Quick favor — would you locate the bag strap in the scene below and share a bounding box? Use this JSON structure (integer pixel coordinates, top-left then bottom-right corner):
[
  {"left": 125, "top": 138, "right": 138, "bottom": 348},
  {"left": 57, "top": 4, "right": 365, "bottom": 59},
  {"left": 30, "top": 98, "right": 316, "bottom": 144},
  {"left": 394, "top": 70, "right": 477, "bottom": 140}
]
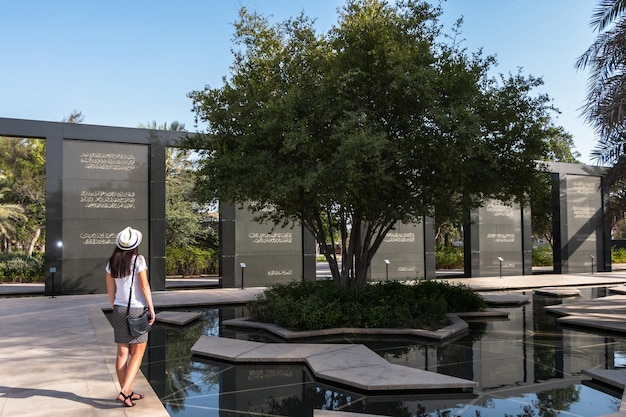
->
[{"left": 126, "top": 255, "right": 139, "bottom": 317}]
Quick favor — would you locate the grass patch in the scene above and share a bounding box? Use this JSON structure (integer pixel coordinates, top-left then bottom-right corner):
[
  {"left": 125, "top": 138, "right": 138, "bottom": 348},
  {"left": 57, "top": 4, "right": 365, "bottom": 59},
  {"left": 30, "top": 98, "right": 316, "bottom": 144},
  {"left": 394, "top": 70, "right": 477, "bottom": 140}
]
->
[{"left": 247, "top": 280, "right": 487, "bottom": 331}]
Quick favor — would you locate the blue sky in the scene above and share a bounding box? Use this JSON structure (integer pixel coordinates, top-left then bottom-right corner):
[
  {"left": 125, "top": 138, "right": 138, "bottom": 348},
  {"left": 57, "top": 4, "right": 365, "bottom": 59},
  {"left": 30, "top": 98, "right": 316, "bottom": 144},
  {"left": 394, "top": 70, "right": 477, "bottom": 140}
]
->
[{"left": 1, "top": 0, "right": 598, "bottom": 163}]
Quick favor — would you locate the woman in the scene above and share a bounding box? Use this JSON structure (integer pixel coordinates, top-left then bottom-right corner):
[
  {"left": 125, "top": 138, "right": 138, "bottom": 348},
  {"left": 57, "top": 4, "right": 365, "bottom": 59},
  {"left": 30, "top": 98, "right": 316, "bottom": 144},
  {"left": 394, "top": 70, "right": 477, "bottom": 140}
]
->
[{"left": 105, "top": 226, "right": 156, "bottom": 408}]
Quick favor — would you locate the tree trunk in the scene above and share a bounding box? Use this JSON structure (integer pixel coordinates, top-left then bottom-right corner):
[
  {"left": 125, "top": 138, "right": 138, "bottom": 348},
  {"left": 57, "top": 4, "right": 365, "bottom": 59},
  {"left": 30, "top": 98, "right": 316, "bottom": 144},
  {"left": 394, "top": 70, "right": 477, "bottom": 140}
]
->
[{"left": 27, "top": 228, "right": 40, "bottom": 256}]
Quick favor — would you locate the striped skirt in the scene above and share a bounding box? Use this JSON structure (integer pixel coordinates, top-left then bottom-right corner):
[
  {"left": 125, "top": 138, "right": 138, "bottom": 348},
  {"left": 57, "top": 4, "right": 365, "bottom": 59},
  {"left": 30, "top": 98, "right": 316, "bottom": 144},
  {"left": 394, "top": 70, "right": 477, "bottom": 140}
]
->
[{"left": 112, "top": 305, "right": 149, "bottom": 344}]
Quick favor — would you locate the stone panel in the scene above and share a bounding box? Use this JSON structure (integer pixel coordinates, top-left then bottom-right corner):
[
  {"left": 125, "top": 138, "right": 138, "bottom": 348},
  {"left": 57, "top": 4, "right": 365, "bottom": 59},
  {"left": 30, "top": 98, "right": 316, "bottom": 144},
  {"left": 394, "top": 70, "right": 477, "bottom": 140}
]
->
[
  {"left": 61, "top": 140, "right": 149, "bottom": 294},
  {"left": 370, "top": 220, "right": 434, "bottom": 281},
  {"left": 562, "top": 175, "right": 602, "bottom": 273},
  {"left": 232, "top": 203, "right": 303, "bottom": 287},
  {"left": 468, "top": 200, "right": 528, "bottom": 277}
]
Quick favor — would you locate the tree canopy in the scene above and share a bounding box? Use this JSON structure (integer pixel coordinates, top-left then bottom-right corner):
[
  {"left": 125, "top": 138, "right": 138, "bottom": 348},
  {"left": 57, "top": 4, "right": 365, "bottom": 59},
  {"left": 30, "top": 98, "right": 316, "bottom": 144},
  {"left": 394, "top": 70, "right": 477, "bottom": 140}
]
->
[
  {"left": 0, "top": 137, "right": 45, "bottom": 254},
  {"left": 185, "top": 0, "right": 560, "bottom": 289}
]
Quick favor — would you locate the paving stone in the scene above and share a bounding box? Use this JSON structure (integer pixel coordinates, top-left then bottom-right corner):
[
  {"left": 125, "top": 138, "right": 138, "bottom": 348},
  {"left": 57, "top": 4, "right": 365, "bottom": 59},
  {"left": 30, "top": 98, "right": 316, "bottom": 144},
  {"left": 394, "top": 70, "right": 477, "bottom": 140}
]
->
[
  {"left": 314, "top": 411, "right": 387, "bottom": 417},
  {"left": 558, "top": 314, "right": 626, "bottom": 333},
  {"left": 155, "top": 310, "right": 202, "bottom": 325},
  {"left": 534, "top": 287, "right": 581, "bottom": 297},
  {"left": 481, "top": 292, "right": 530, "bottom": 305},
  {"left": 191, "top": 335, "right": 477, "bottom": 392},
  {"left": 608, "top": 286, "right": 626, "bottom": 295},
  {"left": 222, "top": 314, "right": 469, "bottom": 341},
  {"left": 583, "top": 369, "right": 626, "bottom": 389}
]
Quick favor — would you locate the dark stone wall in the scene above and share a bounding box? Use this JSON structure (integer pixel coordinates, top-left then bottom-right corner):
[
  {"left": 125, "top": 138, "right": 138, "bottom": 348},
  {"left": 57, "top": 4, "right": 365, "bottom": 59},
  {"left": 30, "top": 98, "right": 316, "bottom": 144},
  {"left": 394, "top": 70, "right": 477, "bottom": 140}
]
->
[
  {"left": 0, "top": 117, "right": 183, "bottom": 295},
  {"left": 369, "top": 218, "right": 436, "bottom": 281},
  {"left": 220, "top": 202, "right": 316, "bottom": 288}
]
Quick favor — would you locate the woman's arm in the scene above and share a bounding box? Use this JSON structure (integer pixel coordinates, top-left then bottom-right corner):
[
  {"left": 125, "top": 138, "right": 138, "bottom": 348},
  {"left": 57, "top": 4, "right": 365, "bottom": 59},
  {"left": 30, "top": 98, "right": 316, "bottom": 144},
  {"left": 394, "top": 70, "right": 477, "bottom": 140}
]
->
[
  {"left": 137, "top": 269, "right": 156, "bottom": 325},
  {"left": 106, "top": 272, "right": 116, "bottom": 307}
]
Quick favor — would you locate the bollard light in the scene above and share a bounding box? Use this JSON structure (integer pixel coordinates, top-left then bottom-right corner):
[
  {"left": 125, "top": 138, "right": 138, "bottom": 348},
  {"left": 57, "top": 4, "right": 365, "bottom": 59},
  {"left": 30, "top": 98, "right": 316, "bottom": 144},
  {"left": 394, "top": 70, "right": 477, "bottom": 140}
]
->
[
  {"left": 384, "top": 259, "right": 390, "bottom": 281},
  {"left": 240, "top": 262, "right": 246, "bottom": 289},
  {"left": 49, "top": 267, "right": 57, "bottom": 298},
  {"left": 497, "top": 257, "right": 504, "bottom": 278}
]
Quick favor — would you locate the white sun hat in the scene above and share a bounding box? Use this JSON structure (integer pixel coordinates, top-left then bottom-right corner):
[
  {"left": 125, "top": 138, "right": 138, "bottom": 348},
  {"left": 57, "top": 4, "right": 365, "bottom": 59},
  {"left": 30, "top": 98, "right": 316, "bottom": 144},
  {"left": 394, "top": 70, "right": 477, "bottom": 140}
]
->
[{"left": 115, "top": 226, "right": 143, "bottom": 251}]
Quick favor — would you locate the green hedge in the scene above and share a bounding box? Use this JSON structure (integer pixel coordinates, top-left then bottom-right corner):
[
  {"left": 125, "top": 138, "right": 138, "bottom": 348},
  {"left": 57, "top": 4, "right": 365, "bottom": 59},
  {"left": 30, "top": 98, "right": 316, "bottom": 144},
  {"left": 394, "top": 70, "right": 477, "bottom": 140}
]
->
[
  {"left": 0, "top": 253, "right": 45, "bottom": 283},
  {"left": 613, "top": 246, "right": 626, "bottom": 263},
  {"left": 165, "top": 246, "right": 218, "bottom": 277},
  {"left": 435, "top": 245, "right": 464, "bottom": 269},
  {"left": 437, "top": 244, "right": 557, "bottom": 268},
  {"left": 247, "top": 279, "right": 487, "bottom": 331},
  {"left": 532, "top": 245, "right": 553, "bottom": 266}
]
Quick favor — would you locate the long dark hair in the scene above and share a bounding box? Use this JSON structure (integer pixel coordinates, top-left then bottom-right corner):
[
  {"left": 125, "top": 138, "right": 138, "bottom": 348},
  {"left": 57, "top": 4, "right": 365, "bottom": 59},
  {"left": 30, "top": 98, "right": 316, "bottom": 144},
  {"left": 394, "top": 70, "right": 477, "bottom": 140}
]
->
[{"left": 107, "top": 247, "right": 139, "bottom": 278}]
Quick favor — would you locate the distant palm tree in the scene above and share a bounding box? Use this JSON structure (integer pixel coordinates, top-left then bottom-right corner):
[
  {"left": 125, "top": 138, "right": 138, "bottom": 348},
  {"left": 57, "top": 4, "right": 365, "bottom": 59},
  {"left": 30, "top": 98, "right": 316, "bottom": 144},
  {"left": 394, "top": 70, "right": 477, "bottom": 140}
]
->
[
  {"left": 138, "top": 120, "right": 185, "bottom": 132},
  {"left": 576, "top": 0, "right": 626, "bottom": 166},
  {"left": 0, "top": 175, "right": 26, "bottom": 251}
]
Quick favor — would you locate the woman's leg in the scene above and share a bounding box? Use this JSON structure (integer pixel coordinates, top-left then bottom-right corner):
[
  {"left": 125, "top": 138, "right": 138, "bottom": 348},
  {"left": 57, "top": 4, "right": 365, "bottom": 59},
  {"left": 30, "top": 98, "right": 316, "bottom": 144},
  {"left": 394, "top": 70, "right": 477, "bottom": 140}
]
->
[
  {"left": 115, "top": 343, "right": 130, "bottom": 389},
  {"left": 116, "top": 343, "right": 134, "bottom": 406},
  {"left": 120, "top": 342, "right": 147, "bottom": 400}
]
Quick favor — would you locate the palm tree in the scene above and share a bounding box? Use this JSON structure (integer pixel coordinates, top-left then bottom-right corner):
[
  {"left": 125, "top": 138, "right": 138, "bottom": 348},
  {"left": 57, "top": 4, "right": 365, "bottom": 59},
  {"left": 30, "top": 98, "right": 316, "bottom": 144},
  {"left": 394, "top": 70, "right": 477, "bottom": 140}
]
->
[
  {"left": 577, "top": 1, "right": 626, "bottom": 236},
  {"left": 576, "top": 0, "right": 626, "bottom": 166},
  {"left": 0, "top": 175, "right": 27, "bottom": 252}
]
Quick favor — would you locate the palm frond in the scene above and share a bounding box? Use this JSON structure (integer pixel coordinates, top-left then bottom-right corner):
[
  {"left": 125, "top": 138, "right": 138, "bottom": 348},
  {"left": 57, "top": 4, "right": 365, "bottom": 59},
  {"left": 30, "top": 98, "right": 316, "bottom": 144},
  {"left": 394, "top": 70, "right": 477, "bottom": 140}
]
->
[{"left": 591, "top": 0, "right": 626, "bottom": 31}]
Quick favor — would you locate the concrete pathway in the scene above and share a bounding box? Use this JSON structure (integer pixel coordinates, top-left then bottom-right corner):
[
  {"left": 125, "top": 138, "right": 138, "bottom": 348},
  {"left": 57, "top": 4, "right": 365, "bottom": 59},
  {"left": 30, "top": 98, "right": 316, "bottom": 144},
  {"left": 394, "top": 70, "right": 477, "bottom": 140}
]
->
[{"left": 0, "top": 288, "right": 263, "bottom": 417}]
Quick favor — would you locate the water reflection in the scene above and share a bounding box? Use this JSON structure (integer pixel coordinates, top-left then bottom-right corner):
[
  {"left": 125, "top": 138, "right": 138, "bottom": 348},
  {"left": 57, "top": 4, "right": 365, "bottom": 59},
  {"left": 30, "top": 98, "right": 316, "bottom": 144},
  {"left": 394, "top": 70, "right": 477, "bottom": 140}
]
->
[{"left": 142, "top": 287, "right": 624, "bottom": 416}]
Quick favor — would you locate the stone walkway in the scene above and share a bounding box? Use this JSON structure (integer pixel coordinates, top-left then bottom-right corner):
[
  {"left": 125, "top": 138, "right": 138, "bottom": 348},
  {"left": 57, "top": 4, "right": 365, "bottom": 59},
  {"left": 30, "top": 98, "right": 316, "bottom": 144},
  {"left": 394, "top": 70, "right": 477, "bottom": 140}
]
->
[{"left": 191, "top": 335, "right": 478, "bottom": 392}]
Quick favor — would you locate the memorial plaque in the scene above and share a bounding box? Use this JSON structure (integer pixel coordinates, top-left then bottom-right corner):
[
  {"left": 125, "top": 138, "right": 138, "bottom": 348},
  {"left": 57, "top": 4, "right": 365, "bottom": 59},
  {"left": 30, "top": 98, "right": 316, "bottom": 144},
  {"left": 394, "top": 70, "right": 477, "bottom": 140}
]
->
[
  {"left": 471, "top": 200, "right": 526, "bottom": 277},
  {"left": 562, "top": 175, "right": 602, "bottom": 272},
  {"left": 61, "top": 140, "right": 149, "bottom": 293},
  {"left": 370, "top": 220, "right": 433, "bottom": 281},
  {"left": 63, "top": 145, "right": 148, "bottom": 181},
  {"left": 233, "top": 203, "right": 303, "bottom": 287}
]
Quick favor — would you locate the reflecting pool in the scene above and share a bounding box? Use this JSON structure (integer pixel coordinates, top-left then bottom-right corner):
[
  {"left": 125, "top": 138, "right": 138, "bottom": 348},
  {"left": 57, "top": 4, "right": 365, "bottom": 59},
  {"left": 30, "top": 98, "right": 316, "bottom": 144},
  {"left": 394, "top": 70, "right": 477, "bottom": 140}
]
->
[{"left": 141, "top": 286, "right": 625, "bottom": 416}]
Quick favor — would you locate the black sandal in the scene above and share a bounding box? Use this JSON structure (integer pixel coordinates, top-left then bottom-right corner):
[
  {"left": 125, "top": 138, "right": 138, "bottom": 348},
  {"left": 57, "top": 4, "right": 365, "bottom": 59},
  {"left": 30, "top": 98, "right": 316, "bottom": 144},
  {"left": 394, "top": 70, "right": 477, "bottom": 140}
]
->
[
  {"left": 130, "top": 391, "right": 144, "bottom": 401},
  {"left": 118, "top": 392, "right": 135, "bottom": 407}
]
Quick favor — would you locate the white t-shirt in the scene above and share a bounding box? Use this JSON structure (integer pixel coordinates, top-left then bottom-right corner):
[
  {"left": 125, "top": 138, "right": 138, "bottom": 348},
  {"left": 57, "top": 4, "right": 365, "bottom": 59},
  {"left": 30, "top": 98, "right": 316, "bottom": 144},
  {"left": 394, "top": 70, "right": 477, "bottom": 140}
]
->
[{"left": 106, "top": 254, "right": 148, "bottom": 308}]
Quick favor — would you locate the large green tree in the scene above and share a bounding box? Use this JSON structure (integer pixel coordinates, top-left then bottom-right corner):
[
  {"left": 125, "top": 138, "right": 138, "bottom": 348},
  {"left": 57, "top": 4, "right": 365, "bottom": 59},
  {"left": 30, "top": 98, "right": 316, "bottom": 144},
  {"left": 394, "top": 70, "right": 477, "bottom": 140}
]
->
[
  {"left": 185, "top": 0, "right": 555, "bottom": 289},
  {"left": 140, "top": 121, "right": 219, "bottom": 252},
  {"left": 0, "top": 137, "right": 45, "bottom": 254}
]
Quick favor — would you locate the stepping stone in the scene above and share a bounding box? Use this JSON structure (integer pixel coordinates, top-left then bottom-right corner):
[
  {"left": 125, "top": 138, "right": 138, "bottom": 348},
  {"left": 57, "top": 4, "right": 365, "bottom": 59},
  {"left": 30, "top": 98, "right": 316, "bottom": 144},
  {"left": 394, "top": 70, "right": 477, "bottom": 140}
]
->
[
  {"left": 314, "top": 411, "right": 385, "bottom": 417},
  {"left": 558, "top": 314, "right": 626, "bottom": 333},
  {"left": 583, "top": 368, "right": 626, "bottom": 390},
  {"left": 191, "top": 336, "right": 477, "bottom": 393},
  {"left": 222, "top": 316, "right": 469, "bottom": 341},
  {"left": 481, "top": 293, "right": 530, "bottom": 305},
  {"left": 534, "top": 287, "right": 581, "bottom": 297},
  {"left": 156, "top": 311, "right": 202, "bottom": 325},
  {"left": 608, "top": 286, "right": 626, "bottom": 295}
]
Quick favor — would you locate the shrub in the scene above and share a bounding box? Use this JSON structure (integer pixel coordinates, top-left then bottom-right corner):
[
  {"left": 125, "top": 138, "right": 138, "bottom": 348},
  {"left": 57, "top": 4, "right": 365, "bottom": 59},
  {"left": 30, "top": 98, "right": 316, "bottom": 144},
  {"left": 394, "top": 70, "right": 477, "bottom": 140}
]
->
[
  {"left": 0, "top": 253, "right": 45, "bottom": 283},
  {"left": 414, "top": 279, "right": 486, "bottom": 313},
  {"left": 165, "top": 246, "right": 218, "bottom": 277},
  {"left": 247, "top": 279, "right": 487, "bottom": 331},
  {"left": 612, "top": 246, "right": 626, "bottom": 263},
  {"left": 435, "top": 245, "right": 464, "bottom": 269},
  {"left": 532, "top": 245, "right": 553, "bottom": 266}
]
